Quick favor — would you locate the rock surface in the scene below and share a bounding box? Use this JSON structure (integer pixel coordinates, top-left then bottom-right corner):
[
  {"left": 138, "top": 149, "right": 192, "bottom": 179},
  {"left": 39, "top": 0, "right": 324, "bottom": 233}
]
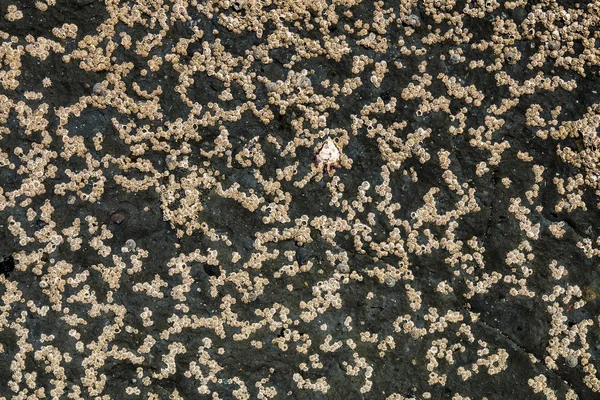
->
[{"left": 0, "top": 1, "right": 600, "bottom": 399}]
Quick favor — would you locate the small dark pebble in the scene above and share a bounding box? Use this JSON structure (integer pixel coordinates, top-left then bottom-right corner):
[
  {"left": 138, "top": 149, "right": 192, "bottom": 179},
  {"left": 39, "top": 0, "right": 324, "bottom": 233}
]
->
[
  {"left": 296, "top": 248, "right": 312, "bottom": 265},
  {"left": 204, "top": 264, "right": 221, "bottom": 277},
  {"left": 0, "top": 254, "right": 15, "bottom": 277},
  {"left": 111, "top": 213, "right": 126, "bottom": 224}
]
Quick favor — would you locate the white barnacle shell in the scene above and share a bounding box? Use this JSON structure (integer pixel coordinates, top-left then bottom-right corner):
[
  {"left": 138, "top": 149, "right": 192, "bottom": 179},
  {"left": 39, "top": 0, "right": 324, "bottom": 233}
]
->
[{"left": 317, "top": 138, "right": 340, "bottom": 167}]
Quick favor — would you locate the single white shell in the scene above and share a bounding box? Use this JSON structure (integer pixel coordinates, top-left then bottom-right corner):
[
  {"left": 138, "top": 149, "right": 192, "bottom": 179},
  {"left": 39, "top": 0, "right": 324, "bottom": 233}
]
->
[
  {"left": 92, "top": 82, "right": 106, "bottom": 95},
  {"left": 336, "top": 263, "right": 350, "bottom": 273},
  {"left": 125, "top": 239, "right": 136, "bottom": 252},
  {"left": 566, "top": 354, "right": 578, "bottom": 368},
  {"left": 165, "top": 154, "right": 177, "bottom": 168},
  {"left": 385, "top": 275, "right": 396, "bottom": 287},
  {"left": 316, "top": 138, "right": 341, "bottom": 170},
  {"left": 450, "top": 53, "right": 461, "bottom": 64}
]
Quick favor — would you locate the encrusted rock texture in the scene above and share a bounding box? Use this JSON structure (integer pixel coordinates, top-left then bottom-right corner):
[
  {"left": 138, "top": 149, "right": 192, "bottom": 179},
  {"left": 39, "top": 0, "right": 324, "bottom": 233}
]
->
[{"left": 1, "top": 0, "right": 600, "bottom": 399}]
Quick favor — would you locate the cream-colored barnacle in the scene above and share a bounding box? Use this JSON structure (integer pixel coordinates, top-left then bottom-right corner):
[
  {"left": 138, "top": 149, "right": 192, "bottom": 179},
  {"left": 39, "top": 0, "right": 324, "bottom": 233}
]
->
[{"left": 314, "top": 138, "right": 341, "bottom": 174}]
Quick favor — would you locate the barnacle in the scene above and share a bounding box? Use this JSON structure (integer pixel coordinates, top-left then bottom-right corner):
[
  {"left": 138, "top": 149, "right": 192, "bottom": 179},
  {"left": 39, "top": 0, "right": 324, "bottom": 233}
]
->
[{"left": 313, "top": 138, "right": 341, "bottom": 175}]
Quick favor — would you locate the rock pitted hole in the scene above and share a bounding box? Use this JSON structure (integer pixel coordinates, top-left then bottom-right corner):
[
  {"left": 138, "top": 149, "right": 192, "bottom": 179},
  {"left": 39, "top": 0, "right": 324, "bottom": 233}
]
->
[{"left": 0, "top": 254, "right": 15, "bottom": 277}]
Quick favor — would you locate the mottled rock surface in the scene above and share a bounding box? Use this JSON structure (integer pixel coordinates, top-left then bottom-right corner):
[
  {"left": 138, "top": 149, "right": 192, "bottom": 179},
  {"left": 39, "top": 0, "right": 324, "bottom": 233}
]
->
[{"left": 1, "top": 1, "right": 600, "bottom": 399}]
